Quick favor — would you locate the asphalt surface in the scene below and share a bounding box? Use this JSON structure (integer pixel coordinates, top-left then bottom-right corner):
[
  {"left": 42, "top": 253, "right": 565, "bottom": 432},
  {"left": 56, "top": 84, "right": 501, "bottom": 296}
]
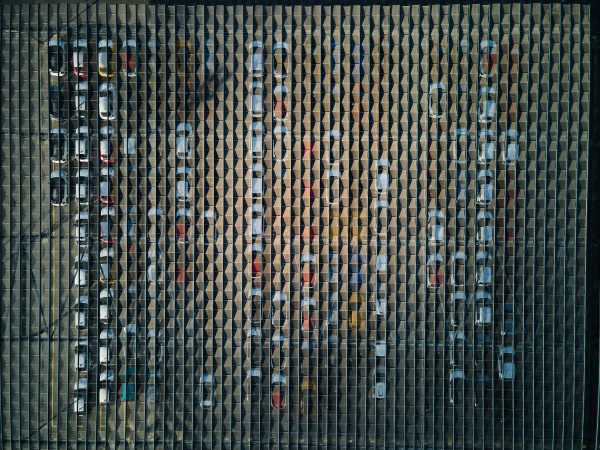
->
[{"left": 0, "top": 3, "right": 591, "bottom": 448}]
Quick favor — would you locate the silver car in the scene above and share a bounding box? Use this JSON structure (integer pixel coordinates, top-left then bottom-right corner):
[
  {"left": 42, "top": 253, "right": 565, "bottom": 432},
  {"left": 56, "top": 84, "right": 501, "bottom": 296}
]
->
[{"left": 247, "top": 41, "right": 264, "bottom": 77}]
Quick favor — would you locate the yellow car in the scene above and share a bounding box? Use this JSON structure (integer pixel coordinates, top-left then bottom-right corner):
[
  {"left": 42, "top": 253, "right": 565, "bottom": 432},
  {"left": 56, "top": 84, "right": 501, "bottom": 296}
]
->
[
  {"left": 98, "top": 39, "right": 115, "bottom": 78},
  {"left": 300, "top": 378, "right": 317, "bottom": 415},
  {"left": 349, "top": 293, "right": 366, "bottom": 330},
  {"left": 176, "top": 39, "right": 193, "bottom": 78}
]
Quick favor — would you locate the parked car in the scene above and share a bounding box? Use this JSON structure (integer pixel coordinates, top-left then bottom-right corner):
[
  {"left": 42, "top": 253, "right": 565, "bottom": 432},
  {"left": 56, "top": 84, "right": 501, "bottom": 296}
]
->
[
  {"left": 250, "top": 163, "right": 264, "bottom": 201},
  {"left": 49, "top": 86, "right": 66, "bottom": 120},
  {"left": 373, "top": 201, "right": 390, "bottom": 237},
  {"left": 247, "top": 41, "right": 264, "bottom": 77},
  {"left": 428, "top": 82, "right": 446, "bottom": 119},
  {"left": 244, "top": 289, "right": 265, "bottom": 326},
  {"left": 50, "top": 170, "right": 68, "bottom": 206},
  {"left": 100, "top": 206, "right": 115, "bottom": 244},
  {"left": 74, "top": 81, "right": 89, "bottom": 115},
  {"left": 98, "top": 369, "right": 115, "bottom": 406},
  {"left": 273, "top": 125, "right": 289, "bottom": 162},
  {"left": 476, "top": 211, "right": 494, "bottom": 246},
  {"left": 449, "top": 370, "right": 466, "bottom": 406},
  {"left": 100, "top": 125, "right": 116, "bottom": 163},
  {"left": 300, "top": 254, "right": 317, "bottom": 289},
  {"left": 271, "top": 374, "right": 287, "bottom": 409},
  {"left": 120, "top": 39, "right": 138, "bottom": 77},
  {"left": 449, "top": 331, "right": 466, "bottom": 367},
  {"left": 73, "top": 340, "right": 90, "bottom": 372},
  {"left": 176, "top": 123, "right": 192, "bottom": 159},
  {"left": 349, "top": 293, "right": 366, "bottom": 330},
  {"left": 177, "top": 84, "right": 194, "bottom": 119},
  {"left": 99, "top": 83, "right": 116, "bottom": 120},
  {"left": 99, "top": 288, "right": 114, "bottom": 325},
  {"left": 176, "top": 208, "right": 193, "bottom": 244},
  {"left": 249, "top": 244, "right": 264, "bottom": 280},
  {"left": 176, "top": 39, "right": 193, "bottom": 78},
  {"left": 450, "top": 251, "right": 467, "bottom": 287},
  {"left": 99, "top": 329, "right": 114, "bottom": 366},
  {"left": 273, "top": 41, "right": 289, "bottom": 79},
  {"left": 300, "top": 378, "right": 318, "bottom": 415},
  {"left": 476, "top": 170, "right": 494, "bottom": 205},
  {"left": 123, "top": 134, "right": 136, "bottom": 155},
  {"left": 74, "top": 211, "right": 91, "bottom": 246},
  {"left": 452, "top": 128, "right": 470, "bottom": 165},
  {"left": 147, "top": 207, "right": 164, "bottom": 243},
  {"left": 48, "top": 36, "right": 67, "bottom": 77},
  {"left": 245, "top": 369, "right": 263, "bottom": 403},
  {"left": 75, "top": 125, "right": 91, "bottom": 162},
  {"left": 98, "top": 39, "right": 115, "bottom": 78},
  {"left": 500, "top": 130, "right": 520, "bottom": 166},
  {"left": 475, "top": 251, "right": 493, "bottom": 286},
  {"left": 501, "top": 303, "right": 516, "bottom": 337},
  {"left": 73, "top": 296, "right": 88, "bottom": 330},
  {"left": 273, "top": 85, "right": 288, "bottom": 121},
  {"left": 497, "top": 346, "right": 516, "bottom": 380},
  {"left": 376, "top": 160, "right": 391, "bottom": 195},
  {"left": 71, "top": 39, "right": 89, "bottom": 77},
  {"left": 371, "top": 366, "right": 387, "bottom": 399},
  {"left": 73, "top": 253, "right": 89, "bottom": 287},
  {"left": 301, "top": 298, "right": 318, "bottom": 336},
  {"left": 427, "top": 209, "right": 445, "bottom": 244},
  {"left": 479, "top": 40, "right": 498, "bottom": 78},
  {"left": 75, "top": 169, "right": 92, "bottom": 205},
  {"left": 271, "top": 333, "right": 287, "bottom": 369},
  {"left": 475, "top": 290, "right": 493, "bottom": 326},
  {"left": 325, "top": 130, "right": 342, "bottom": 167},
  {"left": 73, "top": 378, "right": 88, "bottom": 415},
  {"left": 50, "top": 128, "right": 68, "bottom": 163},
  {"left": 427, "top": 253, "right": 444, "bottom": 290},
  {"left": 176, "top": 166, "right": 192, "bottom": 202},
  {"left": 99, "top": 167, "right": 114, "bottom": 205},
  {"left": 249, "top": 82, "right": 265, "bottom": 117},
  {"left": 271, "top": 292, "right": 288, "bottom": 329},
  {"left": 146, "top": 370, "right": 162, "bottom": 404},
  {"left": 478, "top": 87, "right": 496, "bottom": 123},
  {"left": 201, "top": 209, "right": 217, "bottom": 244},
  {"left": 200, "top": 374, "right": 216, "bottom": 409},
  {"left": 248, "top": 121, "right": 266, "bottom": 159},
  {"left": 449, "top": 292, "right": 466, "bottom": 328},
  {"left": 477, "top": 129, "right": 496, "bottom": 165},
  {"left": 99, "top": 246, "right": 115, "bottom": 285},
  {"left": 326, "top": 170, "right": 342, "bottom": 205}
]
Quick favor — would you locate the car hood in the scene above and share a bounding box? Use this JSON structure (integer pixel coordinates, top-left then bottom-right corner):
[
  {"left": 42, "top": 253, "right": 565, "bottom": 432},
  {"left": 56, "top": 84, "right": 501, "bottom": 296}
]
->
[
  {"left": 75, "top": 352, "right": 86, "bottom": 369},
  {"left": 377, "top": 173, "right": 389, "bottom": 191},
  {"left": 176, "top": 180, "right": 188, "bottom": 199},
  {"left": 99, "top": 303, "right": 109, "bottom": 321},
  {"left": 176, "top": 136, "right": 187, "bottom": 155},
  {"left": 99, "top": 346, "right": 109, "bottom": 364},
  {"left": 252, "top": 135, "right": 263, "bottom": 155},
  {"left": 98, "top": 50, "right": 108, "bottom": 68},
  {"left": 76, "top": 182, "right": 87, "bottom": 199},
  {"left": 99, "top": 94, "right": 109, "bottom": 114},
  {"left": 75, "top": 139, "right": 87, "bottom": 157},
  {"left": 251, "top": 53, "right": 263, "bottom": 72},
  {"left": 100, "top": 181, "right": 110, "bottom": 197}
]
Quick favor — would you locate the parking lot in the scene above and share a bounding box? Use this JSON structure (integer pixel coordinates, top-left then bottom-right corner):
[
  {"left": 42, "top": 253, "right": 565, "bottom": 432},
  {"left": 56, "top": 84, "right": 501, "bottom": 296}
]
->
[{"left": 0, "top": 2, "right": 592, "bottom": 448}]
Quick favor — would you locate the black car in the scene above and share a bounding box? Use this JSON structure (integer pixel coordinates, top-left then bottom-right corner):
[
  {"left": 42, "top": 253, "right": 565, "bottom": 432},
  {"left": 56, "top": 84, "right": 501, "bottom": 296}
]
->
[
  {"left": 50, "top": 170, "right": 68, "bottom": 206},
  {"left": 49, "top": 86, "right": 66, "bottom": 120}
]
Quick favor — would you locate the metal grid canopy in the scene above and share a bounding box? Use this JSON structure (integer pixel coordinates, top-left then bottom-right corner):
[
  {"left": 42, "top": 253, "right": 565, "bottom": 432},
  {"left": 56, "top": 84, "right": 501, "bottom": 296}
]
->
[{"left": 0, "top": 2, "right": 591, "bottom": 448}]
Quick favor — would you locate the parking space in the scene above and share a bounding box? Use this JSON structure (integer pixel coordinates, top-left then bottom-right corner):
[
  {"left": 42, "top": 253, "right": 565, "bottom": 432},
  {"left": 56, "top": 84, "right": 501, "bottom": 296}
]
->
[{"left": 0, "top": 2, "right": 592, "bottom": 448}]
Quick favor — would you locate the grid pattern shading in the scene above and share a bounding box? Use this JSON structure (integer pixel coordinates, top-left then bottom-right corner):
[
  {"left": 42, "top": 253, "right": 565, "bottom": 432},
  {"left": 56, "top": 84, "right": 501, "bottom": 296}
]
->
[{"left": 0, "top": 3, "right": 592, "bottom": 449}]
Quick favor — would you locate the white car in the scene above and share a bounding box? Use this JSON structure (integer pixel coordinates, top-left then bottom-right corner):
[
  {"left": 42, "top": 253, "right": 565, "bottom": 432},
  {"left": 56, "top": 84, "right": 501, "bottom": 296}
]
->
[
  {"left": 449, "top": 292, "right": 466, "bottom": 328},
  {"left": 476, "top": 211, "right": 494, "bottom": 246},
  {"left": 50, "top": 128, "right": 68, "bottom": 164},
  {"left": 497, "top": 346, "right": 516, "bottom": 380},
  {"left": 249, "top": 204, "right": 264, "bottom": 238},
  {"left": 479, "top": 40, "right": 498, "bottom": 78},
  {"left": 99, "top": 246, "right": 115, "bottom": 285},
  {"left": 249, "top": 82, "right": 265, "bottom": 117},
  {"left": 200, "top": 374, "right": 216, "bottom": 409},
  {"left": 99, "top": 329, "right": 115, "bottom": 366},
  {"left": 250, "top": 163, "right": 264, "bottom": 201},
  {"left": 475, "top": 290, "right": 493, "bottom": 326},
  {"left": 99, "top": 83, "right": 115, "bottom": 120},
  {"left": 475, "top": 251, "right": 493, "bottom": 286},
  {"left": 273, "top": 125, "right": 289, "bottom": 162},
  {"left": 427, "top": 209, "right": 445, "bottom": 244},
  {"left": 372, "top": 366, "right": 387, "bottom": 399},
  {"left": 325, "top": 130, "right": 342, "bottom": 166},
  {"left": 100, "top": 206, "right": 115, "bottom": 244},
  {"left": 247, "top": 41, "right": 264, "bottom": 77},
  {"left": 176, "top": 123, "right": 192, "bottom": 159},
  {"left": 72, "top": 39, "right": 88, "bottom": 77},
  {"left": 326, "top": 170, "right": 342, "bottom": 205},
  {"left": 74, "top": 169, "right": 91, "bottom": 205},
  {"left": 428, "top": 82, "right": 446, "bottom": 119},
  {"left": 74, "top": 125, "right": 91, "bottom": 162},
  {"left": 476, "top": 169, "right": 494, "bottom": 205},
  {"left": 500, "top": 130, "right": 520, "bottom": 166},
  {"left": 73, "top": 379, "right": 88, "bottom": 414},
  {"left": 450, "top": 251, "right": 467, "bottom": 287},
  {"left": 273, "top": 41, "right": 289, "bottom": 79},
  {"left": 99, "top": 126, "right": 116, "bottom": 163},
  {"left": 48, "top": 37, "right": 67, "bottom": 77},
  {"left": 73, "top": 296, "right": 88, "bottom": 330},
  {"left": 452, "top": 128, "right": 470, "bottom": 165},
  {"left": 249, "top": 122, "right": 266, "bottom": 158},
  {"left": 73, "top": 340, "right": 90, "bottom": 372},
  {"left": 477, "top": 129, "right": 496, "bottom": 165},
  {"left": 74, "top": 81, "right": 88, "bottom": 114},
  {"left": 99, "top": 288, "right": 114, "bottom": 325},
  {"left": 98, "top": 370, "right": 115, "bottom": 405},
  {"left": 100, "top": 166, "right": 114, "bottom": 205},
  {"left": 176, "top": 166, "right": 192, "bottom": 202},
  {"left": 376, "top": 160, "right": 390, "bottom": 195},
  {"left": 478, "top": 87, "right": 496, "bottom": 123},
  {"left": 74, "top": 211, "right": 91, "bottom": 247},
  {"left": 73, "top": 253, "right": 89, "bottom": 287}
]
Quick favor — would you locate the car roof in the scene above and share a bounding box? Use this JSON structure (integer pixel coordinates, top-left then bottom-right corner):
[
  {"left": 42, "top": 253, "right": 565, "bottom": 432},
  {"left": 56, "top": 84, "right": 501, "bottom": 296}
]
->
[
  {"left": 98, "top": 39, "right": 113, "bottom": 49},
  {"left": 100, "top": 246, "right": 114, "bottom": 259},
  {"left": 76, "top": 211, "right": 90, "bottom": 221}
]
